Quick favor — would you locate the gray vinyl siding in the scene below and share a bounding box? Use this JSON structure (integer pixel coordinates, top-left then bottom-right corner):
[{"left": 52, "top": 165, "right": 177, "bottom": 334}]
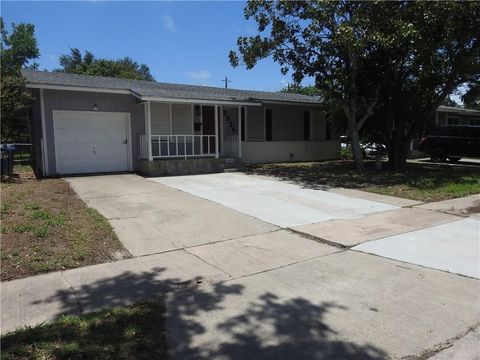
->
[
  {"left": 246, "top": 106, "right": 265, "bottom": 142},
  {"left": 29, "top": 89, "right": 44, "bottom": 176},
  {"left": 311, "top": 109, "right": 326, "bottom": 141},
  {"left": 267, "top": 103, "right": 323, "bottom": 141},
  {"left": 246, "top": 103, "right": 325, "bottom": 143},
  {"left": 151, "top": 102, "right": 170, "bottom": 134},
  {"left": 42, "top": 89, "right": 138, "bottom": 175},
  {"left": 172, "top": 104, "right": 192, "bottom": 135}
]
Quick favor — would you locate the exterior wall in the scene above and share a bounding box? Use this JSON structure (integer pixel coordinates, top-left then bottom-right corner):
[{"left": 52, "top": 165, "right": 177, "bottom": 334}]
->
[
  {"left": 245, "top": 103, "right": 326, "bottom": 142},
  {"left": 241, "top": 140, "right": 340, "bottom": 163},
  {"left": 150, "top": 102, "right": 169, "bottom": 134},
  {"left": 132, "top": 102, "right": 146, "bottom": 162},
  {"left": 172, "top": 104, "right": 193, "bottom": 134},
  {"left": 246, "top": 106, "right": 265, "bottom": 141},
  {"left": 241, "top": 102, "right": 338, "bottom": 163},
  {"left": 41, "top": 89, "right": 138, "bottom": 175},
  {"left": 29, "top": 89, "right": 44, "bottom": 176}
]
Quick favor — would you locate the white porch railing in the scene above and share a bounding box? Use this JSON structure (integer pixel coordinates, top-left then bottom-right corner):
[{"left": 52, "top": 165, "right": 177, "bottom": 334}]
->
[
  {"left": 224, "top": 135, "right": 240, "bottom": 157},
  {"left": 140, "top": 134, "right": 217, "bottom": 159}
]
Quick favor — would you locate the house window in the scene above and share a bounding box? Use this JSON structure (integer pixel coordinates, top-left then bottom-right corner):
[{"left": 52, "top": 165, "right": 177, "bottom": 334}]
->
[
  {"left": 304, "top": 111, "right": 310, "bottom": 141},
  {"left": 265, "top": 109, "right": 272, "bottom": 141},
  {"left": 447, "top": 116, "right": 460, "bottom": 126},
  {"left": 241, "top": 107, "right": 245, "bottom": 141}
]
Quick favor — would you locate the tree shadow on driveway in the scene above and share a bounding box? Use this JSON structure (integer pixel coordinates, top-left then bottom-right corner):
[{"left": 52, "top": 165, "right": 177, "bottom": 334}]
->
[{"left": 7, "top": 267, "right": 388, "bottom": 359}]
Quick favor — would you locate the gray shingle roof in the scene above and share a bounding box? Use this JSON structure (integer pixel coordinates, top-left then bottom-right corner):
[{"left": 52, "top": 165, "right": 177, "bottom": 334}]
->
[
  {"left": 437, "top": 105, "right": 480, "bottom": 115},
  {"left": 22, "top": 69, "right": 321, "bottom": 105}
]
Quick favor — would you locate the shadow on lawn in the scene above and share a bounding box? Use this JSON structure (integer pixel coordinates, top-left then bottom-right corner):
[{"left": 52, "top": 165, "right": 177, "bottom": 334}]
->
[
  {"left": 245, "top": 160, "right": 479, "bottom": 192},
  {"left": 2, "top": 267, "right": 387, "bottom": 359}
]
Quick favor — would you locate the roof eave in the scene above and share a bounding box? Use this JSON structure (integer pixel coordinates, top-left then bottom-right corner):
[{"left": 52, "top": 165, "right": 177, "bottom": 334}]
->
[
  {"left": 259, "top": 99, "right": 323, "bottom": 107},
  {"left": 26, "top": 82, "right": 141, "bottom": 98},
  {"left": 138, "top": 96, "right": 262, "bottom": 106}
]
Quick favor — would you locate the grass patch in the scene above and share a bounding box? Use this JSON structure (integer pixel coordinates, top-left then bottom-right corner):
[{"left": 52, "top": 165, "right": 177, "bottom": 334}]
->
[
  {"left": 0, "top": 166, "right": 130, "bottom": 281},
  {"left": 246, "top": 160, "right": 480, "bottom": 202},
  {"left": 0, "top": 302, "right": 168, "bottom": 360}
]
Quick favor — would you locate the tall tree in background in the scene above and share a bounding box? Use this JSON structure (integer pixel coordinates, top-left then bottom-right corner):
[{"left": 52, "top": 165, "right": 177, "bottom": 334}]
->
[
  {"left": 230, "top": 1, "right": 395, "bottom": 170},
  {"left": 462, "top": 83, "right": 480, "bottom": 110},
  {"left": 0, "top": 18, "right": 39, "bottom": 142},
  {"left": 375, "top": 1, "right": 480, "bottom": 169},
  {"left": 56, "top": 48, "right": 154, "bottom": 81}
]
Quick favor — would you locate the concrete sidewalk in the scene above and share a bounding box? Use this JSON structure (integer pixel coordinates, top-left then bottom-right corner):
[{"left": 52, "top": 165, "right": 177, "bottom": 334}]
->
[
  {"left": 2, "top": 241, "right": 478, "bottom": 359},
  {"left": 1, "top": 229, "right": 336, "bottom": 334},
  {"left": 291, "top": 207, "right": 458, "bottom": 247},
  {"left": 353, "top": 217, "right": 480, "bottom": 279}
]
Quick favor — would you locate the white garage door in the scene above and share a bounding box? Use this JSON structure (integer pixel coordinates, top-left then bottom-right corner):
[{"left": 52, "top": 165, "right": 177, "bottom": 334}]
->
[{"left": 53, "top": 111, "right": 131, "bottom": 175}]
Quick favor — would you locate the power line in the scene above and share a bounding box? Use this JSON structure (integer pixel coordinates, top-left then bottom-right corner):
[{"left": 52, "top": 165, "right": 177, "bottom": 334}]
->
[
  {"left": 222, "top": 76, "right": 232, "bottom": 89},
  {"left": 263, "top": 81, "right": 289, "bottom": 92}
]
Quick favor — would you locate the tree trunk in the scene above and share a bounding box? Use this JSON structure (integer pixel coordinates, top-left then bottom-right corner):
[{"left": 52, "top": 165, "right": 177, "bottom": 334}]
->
[{"left": 349, "top": 126, "right": 365, "bottom": 171}]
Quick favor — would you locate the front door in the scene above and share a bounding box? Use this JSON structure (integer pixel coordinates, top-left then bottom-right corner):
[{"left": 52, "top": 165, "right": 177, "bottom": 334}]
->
[{"left": 202, "top": 106, "right": 215, "bottom": 154}]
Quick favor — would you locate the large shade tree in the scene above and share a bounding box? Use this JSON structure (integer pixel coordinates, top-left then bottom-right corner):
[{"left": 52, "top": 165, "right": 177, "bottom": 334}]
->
[
  {"left": 230, "top": 1, "right": 480, "bottom": 170},
  {"left": 0, "top": 18, "right": 39, "bottom": 142},
  {"left": 229, "top": 1, "right": 398, "bottom": 170},
  {"left": 56, "top": 48, "right": 155, "bottom": 81}
]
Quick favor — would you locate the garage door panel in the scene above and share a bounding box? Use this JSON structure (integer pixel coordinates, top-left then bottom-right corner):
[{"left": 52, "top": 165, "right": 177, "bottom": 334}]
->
[{"left": 53, "top": 111, "right": 129, "bottom": 175}]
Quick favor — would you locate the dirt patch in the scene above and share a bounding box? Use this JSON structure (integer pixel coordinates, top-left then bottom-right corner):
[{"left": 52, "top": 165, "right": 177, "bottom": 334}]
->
[
  {"left": 464, "top": 200, "right": 480, "bottom": 215},
  {"left": 1, "top": 167, "right": 131, "bottom": 281}
]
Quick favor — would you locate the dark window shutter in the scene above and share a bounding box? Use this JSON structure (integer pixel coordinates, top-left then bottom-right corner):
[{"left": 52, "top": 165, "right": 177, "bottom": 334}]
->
[
  {"left": 304, "top": 111, "right": 310, "bottom": 141},
  {"left": 266, "top": 109, "right": 272, "bottom": 141}
]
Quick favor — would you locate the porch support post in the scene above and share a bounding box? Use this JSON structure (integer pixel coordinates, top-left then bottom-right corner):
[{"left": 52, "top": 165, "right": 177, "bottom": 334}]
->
[
  {"left": 146, "top": 101, "right": 153, "bottom": 161},
  {"left": 237, "top": 106, "right": 242, "bottom": 158},
  {"left": 220, "top": 105, "right": 224, "bottom": 156},
  {"left": 215, "top": 105, "right": 219, "bottom": 159}
]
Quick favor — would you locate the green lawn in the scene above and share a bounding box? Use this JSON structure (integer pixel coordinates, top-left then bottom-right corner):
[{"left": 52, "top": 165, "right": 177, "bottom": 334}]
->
[
  {"left": 246, "top": 160, "right": 480, "bottom": 202},
  {"left": 1, "top": 302, "right": 168, "bottom": 360},
  {"left": 1, "top": 166, "right": 130, "bottom": 281}
]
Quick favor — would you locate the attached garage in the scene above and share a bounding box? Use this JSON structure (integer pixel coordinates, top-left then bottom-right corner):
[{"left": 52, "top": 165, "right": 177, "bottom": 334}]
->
[{"left": 52, "top": 111, "right": 132, "bottom": 175}]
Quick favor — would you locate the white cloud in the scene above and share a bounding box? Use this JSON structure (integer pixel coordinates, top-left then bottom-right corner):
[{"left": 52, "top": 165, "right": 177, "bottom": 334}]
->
[
  {"left": 186, "top": 70, "right": 211, "bottom": 80},
  {"left": 162, "top": 15, "right": 176, "bottom": 32}
]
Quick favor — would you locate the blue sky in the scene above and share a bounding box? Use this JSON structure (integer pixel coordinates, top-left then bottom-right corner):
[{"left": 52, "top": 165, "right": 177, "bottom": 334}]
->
[{"left": 1, "top": 1, "right": 307, "bottom": 91}]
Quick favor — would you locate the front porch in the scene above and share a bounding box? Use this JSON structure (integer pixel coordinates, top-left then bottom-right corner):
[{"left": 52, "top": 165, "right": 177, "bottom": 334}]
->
[
  {"left": 136, "top": 99, "right": 338, "bottom": 176},
  {"left": 139, "top": 102, "right": 245, "bottom": 162}
]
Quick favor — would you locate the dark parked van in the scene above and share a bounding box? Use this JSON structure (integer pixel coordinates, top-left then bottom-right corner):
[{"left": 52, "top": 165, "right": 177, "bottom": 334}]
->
[{"left": 420, "top": 124, "right": 480, "bottom": 162}]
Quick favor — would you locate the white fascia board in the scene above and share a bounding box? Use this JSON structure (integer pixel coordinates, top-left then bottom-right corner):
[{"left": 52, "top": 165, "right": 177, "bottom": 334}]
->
[
  {"left": 141, "top": 96, "right": 262, "bottom": 107},
  {"left": 26, "top": 83, "right": 141, "bottom": 98},
  {"left": 261, "top": 100, "right": 324, "bottom": 107}
]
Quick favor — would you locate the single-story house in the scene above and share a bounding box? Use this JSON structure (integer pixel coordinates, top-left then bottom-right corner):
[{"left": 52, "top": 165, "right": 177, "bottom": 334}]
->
[
  {"left": 23, "top": 70, "right": 340, "bottom": 177},
  {"left": 433, "top": 105, "right": 480, "bottom": 129}
]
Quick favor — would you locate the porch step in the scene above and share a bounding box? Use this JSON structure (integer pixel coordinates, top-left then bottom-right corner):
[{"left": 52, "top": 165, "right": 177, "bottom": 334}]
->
[{"left": 223, "top": 158, "right": 245, "bottom": 172}]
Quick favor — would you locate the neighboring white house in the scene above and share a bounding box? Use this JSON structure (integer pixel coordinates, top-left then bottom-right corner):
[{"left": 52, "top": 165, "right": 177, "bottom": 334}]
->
[{"left": 24, "top": 70, "right": 340, "bottom": 177}]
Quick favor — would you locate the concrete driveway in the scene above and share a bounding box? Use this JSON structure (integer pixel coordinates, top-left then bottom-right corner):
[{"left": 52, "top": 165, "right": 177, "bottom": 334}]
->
[
  {"left": 67, "top": 174, "right": 276, "bottom": 256},
  {"left": 151, "top": 172, "right": 400, "bottom": 227}
]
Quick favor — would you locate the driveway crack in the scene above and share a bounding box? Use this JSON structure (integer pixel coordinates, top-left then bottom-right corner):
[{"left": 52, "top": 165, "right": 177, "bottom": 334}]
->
[{"left": 183, "top": 248, "right": 233, "bottom": 278}]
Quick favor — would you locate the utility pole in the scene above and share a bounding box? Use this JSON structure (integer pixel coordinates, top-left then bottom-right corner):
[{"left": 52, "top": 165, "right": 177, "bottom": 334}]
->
[{"left": 222, "top": 76, "right": 232, "bottom": 89}]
